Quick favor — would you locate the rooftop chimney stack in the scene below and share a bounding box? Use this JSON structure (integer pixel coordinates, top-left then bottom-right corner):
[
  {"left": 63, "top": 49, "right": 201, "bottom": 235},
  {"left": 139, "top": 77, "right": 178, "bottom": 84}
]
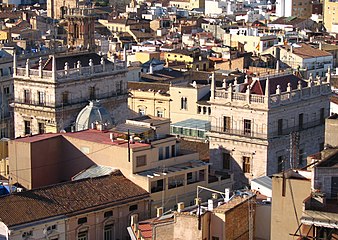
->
[{"left": 157, "top": 207, "right": 163, "bottom": 217}]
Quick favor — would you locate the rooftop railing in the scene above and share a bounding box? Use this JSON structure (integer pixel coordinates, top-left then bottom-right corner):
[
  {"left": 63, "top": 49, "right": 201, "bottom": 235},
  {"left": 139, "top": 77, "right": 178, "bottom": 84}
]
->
[
  {"left": 14, "top": 57, "right": 127, "bottom": 83},
  {"left": 214, "top": 80, "right": 331, "bottom": 108}
]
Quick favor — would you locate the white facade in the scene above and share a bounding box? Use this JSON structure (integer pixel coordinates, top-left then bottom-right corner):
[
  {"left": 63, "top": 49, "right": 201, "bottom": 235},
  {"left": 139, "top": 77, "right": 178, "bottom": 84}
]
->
[
  {"left": 276, "top": 0, "right": 292, "bottom": 17},
  {"left": 205, "top": 0, "right": 226, "bottom": 16},
  {"left": 4, "top": 218, "right": 66, "bottom": 240}
]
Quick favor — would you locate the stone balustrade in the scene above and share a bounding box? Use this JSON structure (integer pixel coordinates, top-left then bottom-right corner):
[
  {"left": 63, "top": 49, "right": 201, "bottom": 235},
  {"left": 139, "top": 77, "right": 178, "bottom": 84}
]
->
[
  {"left": 214, "top": 81, "right": 331, "bottom": 108},
  {"left": 14, "top": 58, "right": 127, "bottom": 83}
]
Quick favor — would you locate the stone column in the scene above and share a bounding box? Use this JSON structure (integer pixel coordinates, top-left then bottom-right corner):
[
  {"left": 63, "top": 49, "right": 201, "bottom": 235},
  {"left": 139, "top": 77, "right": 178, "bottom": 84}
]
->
[
  {"left": 210, "top": 72, "right": 215, "bottom": 100},
  {"left": 25, "top": 59, "right": 30, "bottom": 77},
  {"left": 38, "top": 57, "right": 43, "bottom": 78}
]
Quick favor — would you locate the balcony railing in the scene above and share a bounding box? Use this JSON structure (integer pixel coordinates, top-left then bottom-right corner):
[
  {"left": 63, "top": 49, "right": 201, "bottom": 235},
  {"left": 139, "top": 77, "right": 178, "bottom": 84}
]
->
[
  {"left": 14, "top": 92, "right": 128, "bottom": 109},
  {"left": 209, "top": 119, "right": 324, "bottom": 140},
  {"left": 209, "top": 126, "right": 267, "bottom": 139},
  {"left": 15, "top": 62, "right": 126, "bottom": 82},
  {"left": 269, "top": 119, "right": 324, "bottom": 137}
]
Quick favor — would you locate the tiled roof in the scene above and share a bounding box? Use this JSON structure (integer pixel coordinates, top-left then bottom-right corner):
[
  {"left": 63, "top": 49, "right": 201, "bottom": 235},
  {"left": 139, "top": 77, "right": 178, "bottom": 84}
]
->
[
  {"left": 269, "top": 17, "right": 308, "bottom": 26},
  {"left": 43, "top": 52, "right": 109, "bottom": 71},
  {"left": 250, "top": 74, "right": 307, "bottom": 95},
  {"left": 128, "top": 81, "right": 169, "bottom": 93},
  {"left": 278, "top": 43, "right": 332, "bottom": 59},
  {"left": 0, "top": 171, "right": 149, "bottom": 227}
]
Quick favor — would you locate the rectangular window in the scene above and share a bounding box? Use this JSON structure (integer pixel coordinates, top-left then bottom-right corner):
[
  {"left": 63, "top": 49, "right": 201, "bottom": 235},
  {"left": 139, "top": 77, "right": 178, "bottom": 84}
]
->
[
  {"left": 138, "top": 107, "right": 146, "bottom": 116},
  {"left": 159, "top": 147, "right": 164, "bottom": 160},
  {"left": 278, "top": 156, "right": 283, "bottom": 173},
  {"left": 165, "top": 146, "right": 170, "bottom": 159},
  {"left": 38, "top": 91, "right": 45, "bottom": 105},
  {"left": 171, "top": 145, "right": 176, "bottom": 157},
  {"left": 136, "top": 155, "right": 147, "bottom": 167},
  {"left": 222, "top": 152, "right": 230, "bottom": 170},
  {"left": 104, "top": 224, "right": 114, "bottom": 240},
  {"left": 77, "top": 231, "right": 88, "bottom": 240},
  {"left": 181, "top": 97, "right": 187, "bottom": 110},
  {"left": 223, "top": 116, "right": 231, "bottom": 132},
  {"left": 78, "top": 217, "right": 87, "bottom": 225},
  {"left": 157, "top": 109, "right": 164, "bottom": 117},
  {"left": 3, "top": 87, "right": 9, "bottom": 95},
  {"left": 242, "top": 156, "right": 250, "bottom": 173},
  {"left": 151, "top": 179, "right": 164, "bottom": 193},
  {"left": 244, "top": 119, "right": 251, "bottom": 135},
  {"left": 24, "top": 90, "right": 30, "bottom": 104},
  {"left": 299, "top": 113, "right": 303, "bottom": 130},
  {"left": 89, "top": 87, "right": 96, "bottom": 100},
  {"left": 38, "top": 122, "right": 45, "bottom": 134},
  {"left": 278, "top": 119, "right": 283, "bottom": 135},
  {"left": 62, "top": 92, "right": 69, "bottom": 105},
  {"left": 104, "top": 210, "right": 113, "bottom": 218},
  {"left": 320, "top": 108, "right": 325, "bottom": 124},
  {"left": 129, "top": 204, "right": 138, "bottom": 211},
  {"left": 24, "top": 120, "right": 31, "bottom": 135}
]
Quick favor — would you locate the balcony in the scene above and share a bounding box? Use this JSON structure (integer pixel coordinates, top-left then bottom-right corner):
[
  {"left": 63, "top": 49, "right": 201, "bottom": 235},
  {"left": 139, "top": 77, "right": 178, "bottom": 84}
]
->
[
  {"left": 15, "top": 61, "right": 126, "bottom": 83},
  {"left": 14, "top": 92, "right": 128, "bottom": 109},
  {"left": 209, "top": 126, "right": 267, "bottom": 139},
  {"left": 269, "top": 119, "right": 324, "bottom": 137}
]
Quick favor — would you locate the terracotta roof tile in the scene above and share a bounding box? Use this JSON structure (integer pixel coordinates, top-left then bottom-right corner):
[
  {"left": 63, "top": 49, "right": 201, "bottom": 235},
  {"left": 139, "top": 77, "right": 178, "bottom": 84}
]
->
[{"left": 0, "top": 171, "right": 149, "bottom": 227}]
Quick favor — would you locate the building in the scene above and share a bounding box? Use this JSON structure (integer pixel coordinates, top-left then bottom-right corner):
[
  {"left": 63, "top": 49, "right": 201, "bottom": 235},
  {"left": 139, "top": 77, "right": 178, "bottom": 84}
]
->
[
  {"left": 325, "top": 113, "right": 338, "bottom": 147},
  {"left": 207, "top": 71, "right": 331, "bottom": 187},
  {"left": 270, "top": 170, "right": 312, "bottom": 240},
  {"left": 324, "top": 0, "right": 338, "bottom": 33},
  {"left": 299, "top": 148, "right": 338, "bottom": 239},
  {"left": 0, "top": 171, "right": 150, "bottom": 240},
  {"left": 269, "top": 43, "right": 333, "bottom": 79},
  {"left": 12, "top": 51, "right": 129, "bottom": 137},
  {"left": 169, "top": 0, "right": 205, "bottom": 10},
  {"left": 47, "top": 0, "right": 78, "bottom": 19},
  {"left": 223, "top": 30, "right": 278, "bottom": 54},
  {"left": 128, "top": 190, "right": 256, "bottom": 240},
  {"left": 9, "top": 117, "right": 233, "bottom": 216},
  {"left": 276, "top": 0, "right": 312, "bottom": 18},
  {"left": 65, "top": 8, "right": 95, "bottom": 50}
]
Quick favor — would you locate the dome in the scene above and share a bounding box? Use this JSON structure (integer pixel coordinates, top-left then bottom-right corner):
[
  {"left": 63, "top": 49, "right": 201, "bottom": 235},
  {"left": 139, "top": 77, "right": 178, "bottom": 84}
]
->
[{"left": 75, "top": 101, "right": 113, "bottom": 131}]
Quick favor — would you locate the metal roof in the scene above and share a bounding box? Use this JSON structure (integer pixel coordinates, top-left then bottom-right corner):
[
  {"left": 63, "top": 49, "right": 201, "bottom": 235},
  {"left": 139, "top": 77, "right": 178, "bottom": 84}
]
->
[
  {"left": 251, "top": 176, "right": 272, "bottom": 190},
  {"left": 136, "top": 160, "right": 209, "bottom": 178},
  {"left": 171, "top": 119, "right": 211, "bottom": 131},
  {"left": 72, "top": 165, "right": 117, "bottom": 180}
]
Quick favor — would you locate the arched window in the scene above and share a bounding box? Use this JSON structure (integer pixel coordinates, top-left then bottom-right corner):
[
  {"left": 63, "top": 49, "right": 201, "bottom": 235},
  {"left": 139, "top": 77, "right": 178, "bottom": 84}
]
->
[
  {"left": 181, "top": 97, "right": 187, "bottom": 110},
  {"left": 156, "top": 108, "right": 164, "bottom": 118},
  {"left": 138, "top": 106, "right": 146, "bottom": 116},
  {"left": 197, "top": 106, "right": 202, "bottom": 114}
]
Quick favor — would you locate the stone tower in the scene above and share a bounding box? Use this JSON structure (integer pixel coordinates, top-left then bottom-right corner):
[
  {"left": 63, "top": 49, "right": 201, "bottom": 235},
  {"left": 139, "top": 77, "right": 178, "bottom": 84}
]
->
[
  {"left": 47, "top": 0, "right": 78, "bottom": 19},
  {"left": 65, "top": 8, "right": 95, "bottom": 50}
]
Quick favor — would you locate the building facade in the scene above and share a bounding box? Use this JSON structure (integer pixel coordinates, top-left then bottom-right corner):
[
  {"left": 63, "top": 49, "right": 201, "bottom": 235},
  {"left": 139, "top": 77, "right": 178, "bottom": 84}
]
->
[
  {"left": 324, "top": 0, "right": 338, "bottom": 33},
  {"left": 13, "top": 51, "right": 129, "bottom": 137},
  {"left": 0, "top": 172, "right": 150, "bottom": 240},
  {"left": 207, "top": 71, "right": 331, "bottom": 187}
]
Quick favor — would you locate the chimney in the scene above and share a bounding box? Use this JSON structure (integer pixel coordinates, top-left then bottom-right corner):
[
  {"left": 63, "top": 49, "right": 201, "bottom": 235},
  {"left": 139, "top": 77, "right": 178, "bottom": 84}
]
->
[
  {"left": 130, "top": 214, "right": 139, "bottom": 228},
  {"left": 319, "top": 42, "right": 322, "bottom": 50},
  {"left": 208, "top": 199, "right": 214, "bottom": 211},
  {"left": 177, "top": 202, "right": 184, "bottom": 212},
  {"left": 110, "top": 133, "right": 114, "bottom": 142},
  {"left": 224, "top": 188, "right": 230, "bottom": 202},
  {"left": 149, "top": 63, "right": 154, "bottom": 74},
  {"left": 156, "top": 207, "right": 163, "bottom": 217},
  {"left": 195, "top": 197, "right": 201, "bottom": 205}
]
